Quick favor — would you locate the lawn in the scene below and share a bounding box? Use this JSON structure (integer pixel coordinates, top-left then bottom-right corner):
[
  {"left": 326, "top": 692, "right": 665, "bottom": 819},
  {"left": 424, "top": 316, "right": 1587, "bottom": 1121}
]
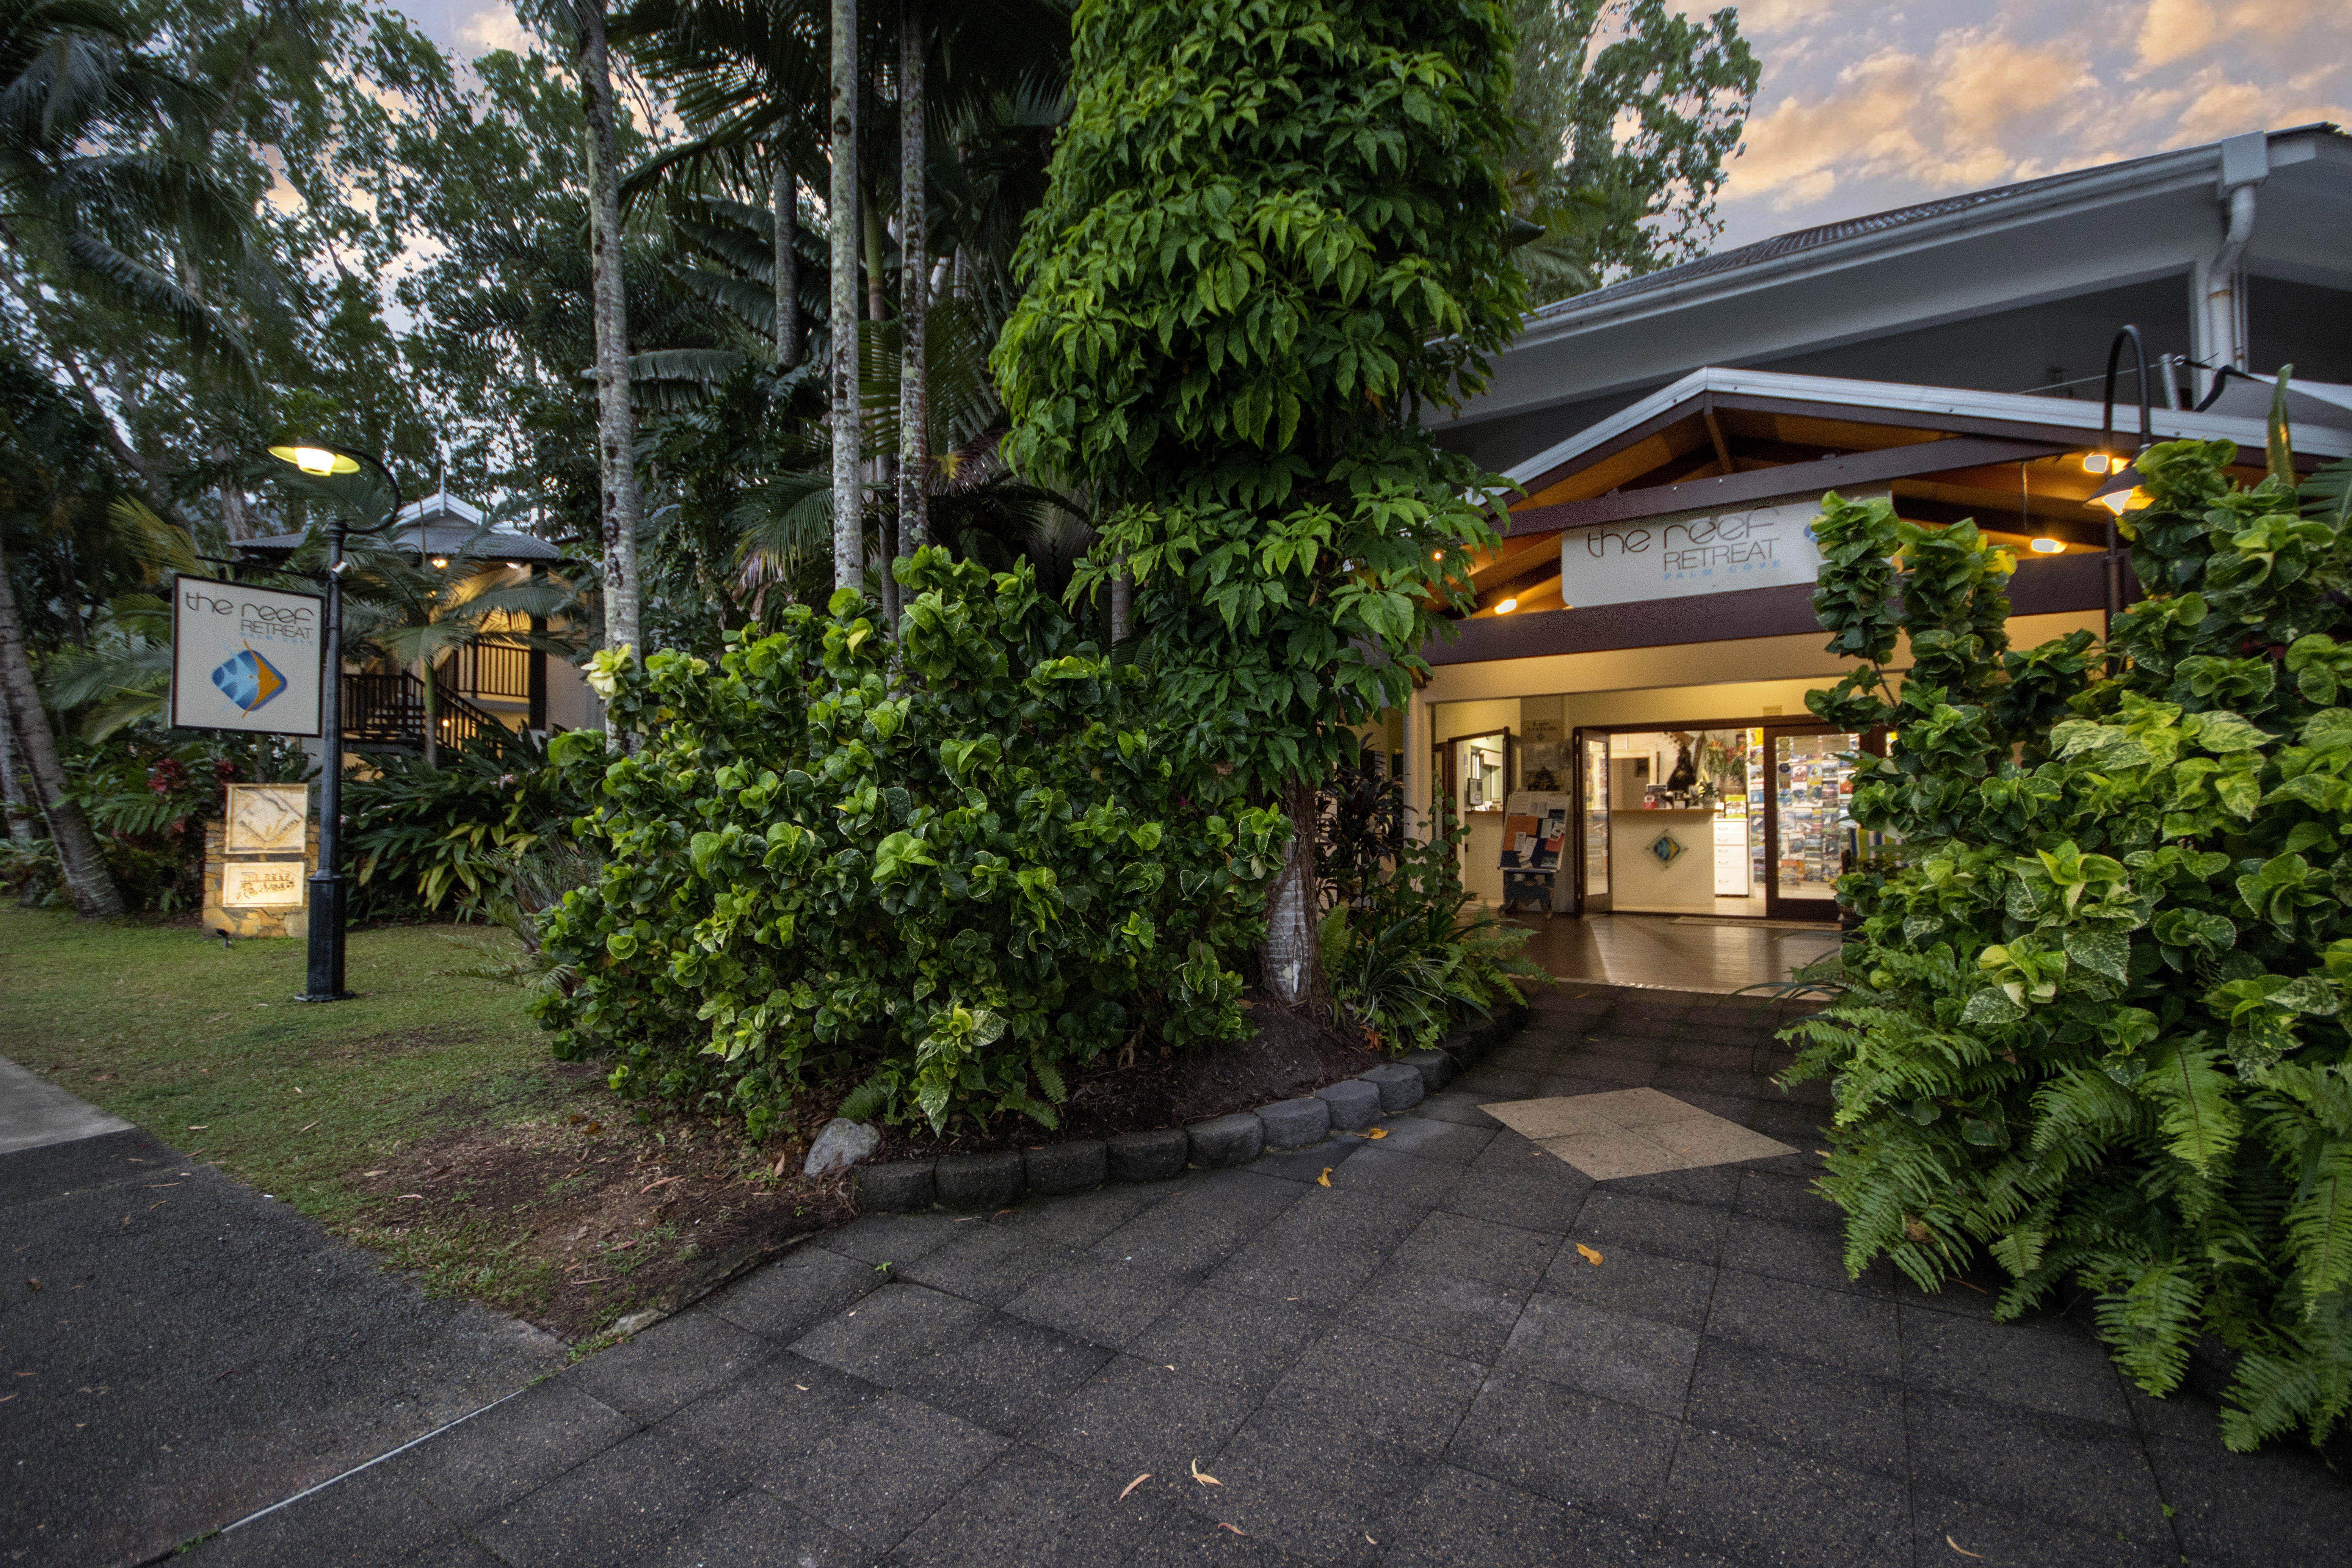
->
[{"left": 0, "top": 908, "right": 844, "bottom": 1338}]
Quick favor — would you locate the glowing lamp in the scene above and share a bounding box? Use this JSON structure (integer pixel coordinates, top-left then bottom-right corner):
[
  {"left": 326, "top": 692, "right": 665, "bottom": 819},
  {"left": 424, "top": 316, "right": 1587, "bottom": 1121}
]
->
[
  {"left": 1494, "top": 597, "right": 1518, "bottom": 614},
  {"left": 268, "top": 443, "right": 361, "bottom": 477},
  {"left": 2082, "top": 451, "right": 2114, "bottom": 475},
  {"left": 430, "top": 555, "right": 450, "bottom": 569},
  {"left": 2090, "top": 465, "right": 2147, "bottom": 516},
  {"left": 2028, "top": 537, "right": 2064, "bottom": 554}
]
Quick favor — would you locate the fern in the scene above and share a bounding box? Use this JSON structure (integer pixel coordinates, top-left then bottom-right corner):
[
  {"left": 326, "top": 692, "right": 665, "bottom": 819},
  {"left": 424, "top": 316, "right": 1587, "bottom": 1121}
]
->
[
  {"left": 2083, "top": 1257, "right": 2205, "bottom": 1394},
  {"left": 2287, "top": 1144, "right": 2352, "bottom": 1318},
  {"left": 2138, "top": 1043, "right": 2241, "bottom": 1176}
]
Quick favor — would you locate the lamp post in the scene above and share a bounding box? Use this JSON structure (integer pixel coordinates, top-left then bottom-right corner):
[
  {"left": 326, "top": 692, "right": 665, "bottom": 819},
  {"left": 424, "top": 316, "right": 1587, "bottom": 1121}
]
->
[
  {"left": 264, "top": 441, "right": 401, "bottom": 1003},
  {"left": 2088, "top": 325, "right": 2154, "bottom": 640}
]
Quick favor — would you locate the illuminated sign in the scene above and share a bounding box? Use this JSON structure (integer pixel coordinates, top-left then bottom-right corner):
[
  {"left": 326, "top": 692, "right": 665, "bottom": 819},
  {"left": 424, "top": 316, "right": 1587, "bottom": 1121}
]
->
[
  {"left": 1559, "top": 486, "right": 1889, "bottom": 611},
  {"left": 170, "top": 575, "right": 323, "bottom": 737}
]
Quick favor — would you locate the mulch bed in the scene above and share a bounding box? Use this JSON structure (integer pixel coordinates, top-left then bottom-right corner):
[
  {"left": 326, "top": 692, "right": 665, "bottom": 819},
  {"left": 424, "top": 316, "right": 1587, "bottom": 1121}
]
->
[{"left": 869, "top": 995, "right": 1381, "bottom": 1161}]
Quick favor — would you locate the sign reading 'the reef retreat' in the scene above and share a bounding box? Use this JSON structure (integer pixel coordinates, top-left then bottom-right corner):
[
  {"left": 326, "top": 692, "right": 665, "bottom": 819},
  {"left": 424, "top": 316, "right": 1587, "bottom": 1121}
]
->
[
  {"left": 1558, "top": 486, "right": 1889, "bottom": 612},
  {"left": 169, "top": 574, "right": 325, "bottom": 738}
]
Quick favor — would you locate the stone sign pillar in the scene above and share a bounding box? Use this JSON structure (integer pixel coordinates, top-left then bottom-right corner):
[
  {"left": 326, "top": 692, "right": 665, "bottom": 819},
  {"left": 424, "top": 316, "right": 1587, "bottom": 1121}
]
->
[{"left": 202, "top": 784, "right": 319, "bottom": 939}]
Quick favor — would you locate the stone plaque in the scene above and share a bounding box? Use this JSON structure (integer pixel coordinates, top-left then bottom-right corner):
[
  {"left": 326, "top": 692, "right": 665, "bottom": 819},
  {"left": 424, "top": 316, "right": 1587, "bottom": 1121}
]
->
[
  {"left": 221, "top": 860, "right": 308, "bottom": 908},
  {"left": 225, "top": 784, "right": 309, "bottom": 852}
]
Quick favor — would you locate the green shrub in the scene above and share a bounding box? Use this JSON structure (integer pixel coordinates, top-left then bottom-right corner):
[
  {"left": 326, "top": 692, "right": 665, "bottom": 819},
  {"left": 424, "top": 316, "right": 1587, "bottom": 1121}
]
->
[
  {"left": 344, "top": 729, "right": 578, "bottom": 922},
  {"left": 532, "top": 550, "right": 1287, "bottom": 1138},
  {"left": 1788, "top": 439, "right": 2352, "bottom": 1449},
  {"left": 63, "top": 733, "right": 308, "bottom": 913}
]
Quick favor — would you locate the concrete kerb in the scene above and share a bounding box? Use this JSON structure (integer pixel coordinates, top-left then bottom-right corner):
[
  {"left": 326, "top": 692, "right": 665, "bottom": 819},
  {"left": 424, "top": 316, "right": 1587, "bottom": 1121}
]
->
[{"left": 849, "top": 1001, "right": 1532, "bottom": 1214}]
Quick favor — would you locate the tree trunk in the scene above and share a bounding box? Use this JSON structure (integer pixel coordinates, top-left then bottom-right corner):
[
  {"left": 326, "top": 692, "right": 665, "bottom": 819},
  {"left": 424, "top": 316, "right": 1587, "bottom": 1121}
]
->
[
  {"left": 419, "top": 661, "right": 439, "bottom": 766},
  {"left": 829, "top": 0, "right": 862, "bottom": 594},
  {"left": 2, "top": 702, "right": 38, "bottom": 847},
  {"left": 0, "top": 544, "right": 123, "bottom": 917},
  {"left": 773, "top": 147, "right": 800, "bottom": 369},
  {"left": 1261, "top": 777, "right": 1323, "bottom": 1007},
  {"left": 579, "top": 0, "right": 644, "bottom": 662},
  {"left": 897, "top": 0, "right": 929, "bottom": 559},
  {"left": 1109, "top": 563, "right": 1131, "bottom": 644}
]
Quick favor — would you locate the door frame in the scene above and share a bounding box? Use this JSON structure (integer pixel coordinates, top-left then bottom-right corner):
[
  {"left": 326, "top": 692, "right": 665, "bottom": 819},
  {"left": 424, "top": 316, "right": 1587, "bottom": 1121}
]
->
[{"left": 1566, "top": 717, "right": 1882, "bottom": 921}]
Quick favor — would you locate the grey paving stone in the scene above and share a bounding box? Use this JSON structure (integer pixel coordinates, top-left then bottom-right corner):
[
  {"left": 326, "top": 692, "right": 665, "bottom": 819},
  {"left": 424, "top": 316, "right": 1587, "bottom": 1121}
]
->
[
  {"left": 1359, "top": 1063, "right": 1427, "bottom": 1111},
  {"left": 789, "top": 1282, "right": 993, "bottom": 1382},
  {"left": 1450, "top": 1069, "right": 1541, "bottom": 1100},
  {"left": 890, "top": 1311, "right": 1114, "bottom": 1436},
  {"left": 706, "top": 1246, "right": 888, "bottom": 1339},
  {"left": 1410, "top": 1089, "right": 1504, "bottom": 1129},
  {"left": 1122, "top": 1508, "right": 1324, "bottom": 1566},
  {"left": 1443, "top": 1370, "right": 1682, "bottom": 1523},
  {"left": 1600, "top": 1161, "right": 1745, "bottom": 1212},
  {"left": 1001, "top": 1254, "right": 1190, "bottom": 1348},
  {"left": 1573, "top": 1035, "right": 1670, "bottom": 1063},
  {"left": 1910, "top": 1488, "right": 2178, "bottom": 1568},
  {"left": 380, "top": 1378, "right": 637, "bottom": 1522},
  {"left": 1747, "top": 1102, "right": 1831, "bottom": 1147},
  {"left": 1314, "top": 1079, "right": 1383, "bottom": 1131},
  {"left": 638, "top": 1486, "right": 870, "bottom": 1568},
  {"left": 886, "top": 1443, "right": 1162, "bottom": 1567},
  {"left": 1387, "top": 1210, "right": 1561, "bottom": 1292},
  {"left": 1539, "top": 1241, "right": 1717, "bottom": 1330},
  {"left": 1025, "top": 1139, "right": 1109, "bottom": 1196},
  {"left": 825, "top": 1211, "right": 969, "bottom": 1266},
  {"left": 1558, "top": 1056, "right": 1663, "bottom": 1088},
  {"left": 1377, "top": 1465, "right": 1654, "bottom": 1568},
  {"left": 1499, "top": 1293, "right": 1702, "bottom": 1416},
  {"left": 1087, "top": 1171, "right": 1305, "bottom": 1278},
  {"left": 1109, "top": 1127, "right": 1192, "bottom": 1183},
  {"left": 1187, "top": 1113, "right": 1267, "bottom": 1169},
  {"left": 761, "top": 1391, "right": 1007, "bottom": 1545},
  {"left": 1900, "top": 1307, "right": 2132, "bottom": 1426},
  {"left": 995, "top": 1183, "right": 1162, "bottom": 1251},
  {"left": 473, "top": 1429, "right": 746, "bottom": 1568},
  {"left": 1652, "top": 1064, "right": 1764, "bottom": 1100},
  {"left": 1905, "top": 1388, "right": 2171, "bottom": 1537},
  {"left": 659, "top": 1351, "right": 883, "bottom": 1473},
  {"left": 1246, "top": 1142, "right": 1355, "bottom": 1184},
  {"left": 1442, "top": 1164, "right": 1593, "bottom": 1236},
  {"left": 1706, "top": 1269, "right": 1900, "bottom": 1378},
  {"left": 186, "top": 1464, "right": 460, "bottom": 1568},
  {"left": 1652, "top": 1089, "right": 1757, "bottom": 1125},
  {"left": 1031, "top": 1354, "right": 1258, "bottom": 1478},
  {"left": 1573, "top": 1189, "right": 1732, "bottom": 1267},
  {"left": 855, "top": 1159, "right": 936, "bottom": 1213},
  {"left": 567, "top": 1308, "right": 774, "bottom": 1423},
  {"left": 1684, "top": 1338, "right": 1906, "bottom": 1478},
  {"left": 1207, "top": 1190, "right": 1427, "bottom": 1308},
  {"left": 1342, "top": 1264, "right": 1531, "bottom": 1363},
  {"left": 1322, "top": 1145, "right": 1467, "bottom": 1210},
  {"left": 1261, "top": 1322, "right": 1486, "bottom": 1456},
  {"left": 1662, "top": 1040, "right": 1754, "bottom": 1073},
  {"left": 1731, "top": 1167, "right": 1841, "bottom": 1232},
  {"left": 1717, "top": 1212, "right": 1896, "bottom": 1294},
  {"left": 2144, "top": 1433, "right": 2352, "bottom": 1566},
  {"left": 1352, "top": 1116, "right": 1494, "bottom": 1166},
  {"left": 1128, "top": 1285, "right": 1334, "bottom": 1395},
  {"left": 1661, "top": 1427, "right": 1913, "bottom": 1568},
  {"left": 935, "top": 1150, "right": 1025, "bottom": 1210},
  {"left": 898, "top": 1222, "right": 1072, "bottom": 1308},
  {"left": 1256, "top": 1097, "right": 1331, "bottom": 1149},
  {"left": 1178, "top": 1406, "right": 1423, "bottom": 1568}
]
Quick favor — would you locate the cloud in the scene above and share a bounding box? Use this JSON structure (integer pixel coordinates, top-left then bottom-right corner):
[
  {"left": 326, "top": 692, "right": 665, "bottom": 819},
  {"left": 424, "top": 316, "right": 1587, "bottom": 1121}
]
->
[
  {"left": 458, "top": 3, "right": 532, "bottom": 55},
  {"left": 2134, "top": 0, "right": 2217, "bottom": 69}
]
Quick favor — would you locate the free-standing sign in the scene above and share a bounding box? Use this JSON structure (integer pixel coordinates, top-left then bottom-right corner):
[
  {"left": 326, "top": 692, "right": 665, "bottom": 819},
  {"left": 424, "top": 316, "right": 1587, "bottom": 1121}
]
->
[
  {"left": 170, "top": 575, "right": 323, "bottom": 737},
  {"left": 1559, "top": 486, "right": 1888, "bottom": 611}
]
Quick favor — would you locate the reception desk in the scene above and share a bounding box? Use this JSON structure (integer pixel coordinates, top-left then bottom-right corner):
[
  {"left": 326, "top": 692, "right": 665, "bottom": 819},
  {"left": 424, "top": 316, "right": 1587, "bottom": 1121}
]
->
[{"left": 1609, "top": 808, "right": 1720, "bottom": 915}]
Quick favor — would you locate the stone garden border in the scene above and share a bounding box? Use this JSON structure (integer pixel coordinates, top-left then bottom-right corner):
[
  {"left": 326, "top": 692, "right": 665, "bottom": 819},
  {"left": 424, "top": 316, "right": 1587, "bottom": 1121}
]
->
[{"left": 852, "top": 1003, "right": 1532, "bottom": 1213}]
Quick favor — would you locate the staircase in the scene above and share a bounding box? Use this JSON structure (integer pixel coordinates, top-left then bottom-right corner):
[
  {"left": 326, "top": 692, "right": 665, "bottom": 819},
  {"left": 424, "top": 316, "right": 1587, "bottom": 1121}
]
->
[{"left": 341, "top": 670, "right": 517, "bottom": 755}]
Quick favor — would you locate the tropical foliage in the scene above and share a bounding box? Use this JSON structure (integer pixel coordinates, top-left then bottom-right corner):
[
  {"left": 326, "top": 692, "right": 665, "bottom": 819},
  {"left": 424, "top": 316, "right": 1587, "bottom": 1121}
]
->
[
  {"left": 1787, "top": 436, "right": 2352, "bottom": 1449},
  {"left": 533, "top": 551, "right": 1286, "bottom": 1138}
]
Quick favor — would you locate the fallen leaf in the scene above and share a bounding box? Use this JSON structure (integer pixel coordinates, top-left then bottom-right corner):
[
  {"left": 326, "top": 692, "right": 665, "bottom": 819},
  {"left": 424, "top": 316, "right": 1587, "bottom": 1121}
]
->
[
  {"left": 297, "top": 1122, "right": 318, "bottom": 1134},
  {"left": 399, "top": 1193, "right": 425, "bottom": 1200},
  {"left": 639, "top": 1176, "right": 684, "bottom": 1194},
  {"left": 1316, "top": 1168, "right": 1332, "bottom": 1187},
  {"left": 1361, "top": 1127, "right": 1388, "bottom": 1140},
  {"left": 1945, "top": 1536, "right": 1984, "bottom": 1559},
  {"left": 795, "top": 1383, "right": 808, "bottom": 1390},
  {"left": 187, "top": 1125, "right": 208, "bottom": 1132},
  {"left": 1120, "top": 1473, "right": 1151, "bottom": 1500},
  {"left": 0, "top": 1394, "right": 13, "bottom": 1403},
  {"left": 24, "top": 1279, "right": 38, "bottom": 1292},
  {"left": 1189, "top": 1458, "right": 1221, "bottom": 1487},
  {"left": 1575, "top": 1243, "right": 1604, "bottom": 1267},
  {"left": 148, "top": 1201, "right": 165, "bottom": 1210},
  {"left": 771, "top": 1150, "right": 789, "bottom": 1178},
  {"left": 1218, "top": 1523, "right": 1247, "bottom": 1536},
  {"left": 362, "top": 1170, "right": 386, "bottom": 1178},
  {"left": 1366, "top": 1535, "right": 1378, "bottom": 1545}
]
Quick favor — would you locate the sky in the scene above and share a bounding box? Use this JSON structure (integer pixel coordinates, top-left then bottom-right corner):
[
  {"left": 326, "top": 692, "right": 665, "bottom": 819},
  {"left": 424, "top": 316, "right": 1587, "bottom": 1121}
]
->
[{"left": 394, "top": 0, "right": 2351, "bottom": 257}]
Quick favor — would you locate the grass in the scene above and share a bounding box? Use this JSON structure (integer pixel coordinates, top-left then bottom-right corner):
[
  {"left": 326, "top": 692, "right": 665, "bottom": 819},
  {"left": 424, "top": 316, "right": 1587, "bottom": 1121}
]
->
[{"left": 0, "top": 907, "right": 843, "bottom": 1337}]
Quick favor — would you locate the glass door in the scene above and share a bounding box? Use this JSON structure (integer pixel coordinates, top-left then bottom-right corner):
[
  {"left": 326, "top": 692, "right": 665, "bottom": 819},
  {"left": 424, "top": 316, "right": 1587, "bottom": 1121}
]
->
[
  {"left": 1765, "top": 728, "right": 1860, "bottom": 920},
  {"left": 1573, "top": 728, "right": 1610, "bottom": 913}
]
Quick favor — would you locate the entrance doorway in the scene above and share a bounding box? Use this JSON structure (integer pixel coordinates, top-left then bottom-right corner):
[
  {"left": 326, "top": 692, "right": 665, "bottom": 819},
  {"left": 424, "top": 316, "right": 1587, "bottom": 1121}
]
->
[{"left": 1570, "top": 720, "right": 1868, "bottom": 922}]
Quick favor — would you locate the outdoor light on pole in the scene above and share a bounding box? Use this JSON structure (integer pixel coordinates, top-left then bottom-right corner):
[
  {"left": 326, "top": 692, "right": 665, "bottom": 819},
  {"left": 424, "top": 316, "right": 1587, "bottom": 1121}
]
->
[
  {"left": 265, "top": 440, "right": 401, "bottom": 1003},
  {"left": 2089, "top": 325, "right": 2154, "bottom": 638}
]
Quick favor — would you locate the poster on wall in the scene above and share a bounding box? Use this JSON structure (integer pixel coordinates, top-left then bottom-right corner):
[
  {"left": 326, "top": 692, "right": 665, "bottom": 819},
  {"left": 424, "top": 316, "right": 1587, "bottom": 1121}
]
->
[
  {"left": 1559, "top": 485, "right": 1889, "bottom": 610},
  {"left": 169, "top": 575, "right": 324, "bottom": 737},
  {"left": 1499, "top": 791, "right": 1573, "bottom": 871}
]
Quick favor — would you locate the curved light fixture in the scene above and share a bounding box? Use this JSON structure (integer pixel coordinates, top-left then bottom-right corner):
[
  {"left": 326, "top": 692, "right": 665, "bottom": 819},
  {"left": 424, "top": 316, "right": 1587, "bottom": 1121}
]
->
[
  {"left": 268, "top": 443, "right": 361, "bottom": 477},
  {"left": 2089, "top": 468, "right": 2149, "bottom": 516},
  {"left": 2029, "top": 536, "right": 2065, "bottom": 554},
  {"left": 1494, "top": 597, "right": 1518, "bottom": 614}
]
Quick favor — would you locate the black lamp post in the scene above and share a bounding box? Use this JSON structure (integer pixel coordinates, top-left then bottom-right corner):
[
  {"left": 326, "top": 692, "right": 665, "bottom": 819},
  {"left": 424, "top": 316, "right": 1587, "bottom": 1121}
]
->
[
  {"left": 2089, "top": 325, "right": 2154, "bottom": 639},
  {"left": 265, "top": 441, "right": 401, "bottom": 1003}
]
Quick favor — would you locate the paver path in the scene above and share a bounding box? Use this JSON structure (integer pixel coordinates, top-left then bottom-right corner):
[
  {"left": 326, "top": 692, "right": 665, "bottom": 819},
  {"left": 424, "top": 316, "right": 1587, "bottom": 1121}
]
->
[{"left": 187, "top": 987, "right": 2351, "bottom": 1567}]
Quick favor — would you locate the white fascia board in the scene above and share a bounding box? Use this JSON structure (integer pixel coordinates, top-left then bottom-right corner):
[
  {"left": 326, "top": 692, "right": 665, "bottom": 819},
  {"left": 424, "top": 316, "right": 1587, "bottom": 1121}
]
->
[
  {"left": 1508, "top": 145, "right": 2230, "bottom": 356},
  {"left": 1501, "top": 367, "right": 2352, "bottom": 491}
]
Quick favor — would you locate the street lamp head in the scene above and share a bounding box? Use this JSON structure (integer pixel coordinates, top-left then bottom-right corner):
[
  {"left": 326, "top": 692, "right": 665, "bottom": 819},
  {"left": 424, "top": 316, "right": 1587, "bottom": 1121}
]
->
[
  {"left": 269, "top": 443, "right": 362, "bottom": 477},
  {"left": 2090, "top": 465, "right": 2148, "bottom": 516}
]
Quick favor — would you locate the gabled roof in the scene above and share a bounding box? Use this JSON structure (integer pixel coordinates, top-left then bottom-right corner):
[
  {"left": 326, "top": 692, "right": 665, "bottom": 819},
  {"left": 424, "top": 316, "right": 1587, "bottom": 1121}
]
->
[{"left": 238, "top": 490, "right": 568, "bottom": 564}]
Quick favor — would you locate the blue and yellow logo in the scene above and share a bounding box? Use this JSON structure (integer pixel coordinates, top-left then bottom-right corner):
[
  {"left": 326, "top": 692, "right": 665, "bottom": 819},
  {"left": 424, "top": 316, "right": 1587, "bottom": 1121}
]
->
[{"left": 211, "top": 648, "right": 288, "bottom": 714}]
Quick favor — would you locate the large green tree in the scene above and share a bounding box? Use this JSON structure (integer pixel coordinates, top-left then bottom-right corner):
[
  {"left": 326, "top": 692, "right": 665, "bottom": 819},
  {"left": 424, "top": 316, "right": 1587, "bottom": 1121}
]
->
[{"left": 995, "top": 0, "right": 1526, "bottom": 1004}]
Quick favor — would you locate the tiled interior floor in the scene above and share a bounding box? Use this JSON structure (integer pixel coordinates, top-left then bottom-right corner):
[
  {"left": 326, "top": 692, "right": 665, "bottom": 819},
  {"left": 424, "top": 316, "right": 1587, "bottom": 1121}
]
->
[
  {"left": 193, "top": 985, "right": 2352, "bottom": 1568},
  {"left": 1510, "top": 913, "right": 1842, "bottom": 994}
]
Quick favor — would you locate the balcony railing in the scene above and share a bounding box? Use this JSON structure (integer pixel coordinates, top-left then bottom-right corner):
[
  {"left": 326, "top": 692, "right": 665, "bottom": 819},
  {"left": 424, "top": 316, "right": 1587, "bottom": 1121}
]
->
[{"left": 341, "top": 670, "right": 515, "bottom": 754}]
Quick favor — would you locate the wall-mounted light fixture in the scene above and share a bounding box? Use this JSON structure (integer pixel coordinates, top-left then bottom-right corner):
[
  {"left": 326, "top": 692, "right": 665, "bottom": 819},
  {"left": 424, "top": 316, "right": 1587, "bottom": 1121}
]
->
[
  {"left": 1494, "top": 597, "right": 1518, "bottom": 614},
  {"left": 2029, "top": 537, "right": 2065, "bottom": 554}
]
